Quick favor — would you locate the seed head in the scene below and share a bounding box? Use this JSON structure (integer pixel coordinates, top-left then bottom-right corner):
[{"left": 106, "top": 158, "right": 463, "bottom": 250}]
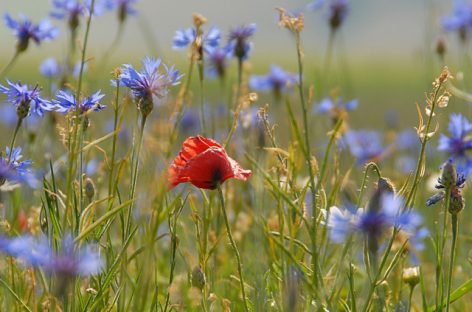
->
[{"left": 402, "top": 266, "right": 420, "bottom": 288}]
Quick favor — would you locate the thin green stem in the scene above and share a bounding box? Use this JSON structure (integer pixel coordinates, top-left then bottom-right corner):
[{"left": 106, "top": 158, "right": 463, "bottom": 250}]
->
[
  {"left": 7, "top": 118, "right": 23, "bottom": 163},
  {"left": 223, "top": 58, "right": 243, "bottom": 148},
  {"left": 407, "top": 286, "right": 415, "bottom": 312},
  {"left": 217, "top": 185, "right": 249, "bottom": 312},
  {"left": 198, "top": 61, "right": 207, "bottom": 136},
  {"left": 0, "top": 52, "right": 19, "bottom": 78},
  {"left": 438, "top": 188, "right": 452, "bottom": 311},
  {"left": 445, "top": 213, "right": 458, "bottom": 312}
]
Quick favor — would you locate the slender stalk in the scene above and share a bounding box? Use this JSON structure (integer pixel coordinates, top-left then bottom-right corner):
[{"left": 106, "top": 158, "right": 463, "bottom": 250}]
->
[
  {"left": 198, "top": 61, "right": 207, "bottom": 136},
  {"left": 223, "top": 58, "right": 243, "bottom": 148},
  {"left": 437, "top": 187, "right": 451, "bottom": 311},
  {"left": 7, "top": 118, "right": 23, "bottom": 163},
  {"left": 217, "top": 185, "right": 249, "bottom": 312},
  {"left": 445, "top": 213, "right": 458, "bottom": 312},
  {"left": 0, "top": 52, "right": 19, "bottom": 78},
  {"left": 407, "top": 286, "right": 415, "bottom": 312},
  {"left": 108, "top": 81, "right": 121, "bottom": 204}
]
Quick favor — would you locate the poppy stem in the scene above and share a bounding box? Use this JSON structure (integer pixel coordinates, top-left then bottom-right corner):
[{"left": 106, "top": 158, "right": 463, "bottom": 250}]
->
[{"left": 217, "top": 185, "right": 249, "bottom": 312}]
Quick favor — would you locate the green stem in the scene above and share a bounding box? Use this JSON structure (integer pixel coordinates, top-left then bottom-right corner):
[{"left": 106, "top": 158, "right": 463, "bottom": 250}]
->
[
  {"left": 445, "top": 213, "right": 458, "bottom": 312},
  {"left": 438, "top": 188, "right": 452, "bottom": 311},
  {"left": 198, "top": 61, "right": 207, "bottom": 136},
  {"left": 217, "top": 185, "right": 249, "bottom": 312},
  {"left": 7, "top": 118, "right": 23, "bottom": 163},
  {"left": 407, "top": 286, "right": 415, "bottom": 312},
  {"left": 108, "top": 81, "right": 121, "bottom": 204},
  {"left": 223, "top": 58, "right": 243, "bottom": 148},
  {"left": 0, "top": 52, "right": 19, "bottom": 78}
]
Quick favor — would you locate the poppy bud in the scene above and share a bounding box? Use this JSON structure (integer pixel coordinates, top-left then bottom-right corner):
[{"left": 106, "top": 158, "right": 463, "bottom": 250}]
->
[{"left": 191, "top": 265, "right": 205, "bottom": 290}]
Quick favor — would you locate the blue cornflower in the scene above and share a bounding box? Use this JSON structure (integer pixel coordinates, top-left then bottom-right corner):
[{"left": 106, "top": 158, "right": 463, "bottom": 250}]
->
[
  {"left": 0, "top": 147, "right": 37, "bottom": 188},
  {"left": 205, "top": 46, "right": 231, "bottom": 80},
  {"left": 53, "top": 90, "right": 105, "bottom": 114},
  {"left": 180, "top": 109, "right": 200, "bottom": 134},
  {"left": 0, "top": 234, "right": 102, "bottom": 277},
  {"left": 313, "top": 97, "right": 358, "bottom": 113},
  {"left": 115, "top": 57, "right": 182, "bottom": 116},
  {"left": 326, "top": 195, "right": 424, "bottom": 248},
  {"left": 40, "top": 58, "right": 62, "bottom": 78},
  {"left": 344, "top": 130, "right": 385, "bottom": 165},
  {"left": 0, "top": 80, "right": 54, "bottom": 118},
  {"left": 227, "top": 24, "right": 256, "bottom": 61},
  {"left": 442, "top": 0, "right": 472, "bottom": 41},
  {"left": 438, "top": 113, "right": 472, "bottom": 176},
  {"left": 106, "top": 0, "right": 138, "bottom": 22},
  {"left": 173, "top": 26, "right": 221, "bottom": 52},
  {"left": 396, "top": 129, "right": 418, "bottom": 151},
  {"left": 4, "top": 13, "right": 58, "bottom": 52},
  {"left": 51, "top": 0, "right": 107, "bottom": 30},
  {"left": 249, "top": 65, "right": 298, "bottom": 98},
  {"left": 307, "top": 0, "right": 349, "bottom": 30}
]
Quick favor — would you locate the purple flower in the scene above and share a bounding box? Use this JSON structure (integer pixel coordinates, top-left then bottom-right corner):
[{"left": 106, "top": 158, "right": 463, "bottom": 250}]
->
[
  {"left": 0, "top": 147, "right": 38, "bottom": 188},
  {"left": 249, "top": 65, "right": 298, "bottom": 98},
  {"left": 106, "top": 0, "right": 138, "bottom": 21},
  {"left": 344, "top": 130, "right": 384, "bottom": 165},
  {"left": 115, "top": 57, "right": 182, "bottom": 113},
  {"left": 0, "top": 234, "right": 102, "bottom": 277},
  {"left": 173, "top": 26, "right": 221, "bottom": 53},
  {"left": 4, "top": 13, "right": 58, "bottom": 52},
  {"left": 227, "top": 24, "right": 256, "bottom": 61},
  {"left": 51, "top": 0, "right": 107, "bottom": 29},
  {"left": 308, "top": 0, "right": 349, "bottom": 30},
  {"left": 438, "top": 113, "right": 472, "bottom": 176},
  {"left": 326, "top": 195, "right": 425, "bottom": 250},
  {"left": 442, "top": 0, "right": 472, "bottom": 40},
  {"left": 313, "top": 97, "right": 358, "bottom": 113},
  {"left": 0, "top": 80, "right": 54, "bottom": 118},
  {"left": 53, "top": 90, "right": 106, "bottom": 113},
  {"left": 205, "top": 46, "right": 231, "bottom": 80},
  {"left": 40, "top": 58, "right": 62, "bottom": 78}
]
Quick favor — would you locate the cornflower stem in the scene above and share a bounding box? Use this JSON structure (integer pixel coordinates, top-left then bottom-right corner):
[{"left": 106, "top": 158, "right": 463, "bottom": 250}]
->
[
  {"left": 445, "top": 213, "right": 458, "bottom": 312},
  {"left": 108, "top": 82, "right": 121, "bottom": 204},
  {"left": 404, "top": 85, "right": 442, "bottom": 208},
  {"left": 0, "top": 51, "right": 19, "bottom": 78},
  {"left": 437, "top": 187, "right": 451, "bottom": 311},
  {"left": 322, "top": 29, "right": 336, "bottom": 91},
  {"left": 198, "top": 61, "right": 207, "bottom": 136},
  {"left": 217, "top": 185, "right": 249, "bottom": 312},
  {"left": 7, "top": 118, "right": 23, "bottom": 163},
  {"left": 294, "top": 31, "right": 321, "bottom": 290},
  {"left": 223, "top": 58, "right": 243, "bottom": 148}
]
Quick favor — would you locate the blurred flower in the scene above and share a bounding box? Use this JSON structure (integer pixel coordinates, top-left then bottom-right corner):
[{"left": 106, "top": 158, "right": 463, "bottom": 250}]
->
[
  {"left": 313, "top": 96, "right": 358, "bottom": 114},
  {"left": 227, "top": 24, "right": 256, "bottom": 61},
  {"left": 277, "top": 8, "right": 304, "bottom": 33},
  {"left": 427, "top": 160, "right": 466, "bottom": 211},
  {"left": 4, "top": 13, "right": 58, "bottom": 52},
  {"left": 40, "top": 58, "right": 62, "bottom": 78},
  {"left": 53, "top": 90, "right": 105, "bottom": 114},
  {"left": 73, "top": 61, "right": 88, "bottom": 79},
  {"left": 169, "top": 136, "right": 251, "bottom": 189},
  {"left": 395, "top": 129, "right": 418, "bottom": 151},
  {"left": 438, "top": 113, "right": 472, "bottom": 176},
  {"left": 326, "top": 195, "right": 424, "bottom": 248},
  {"left": 205, "top": 46, "right": 231, "bottom": 80},
  {"left": 249, "top": 65, "right": 298, "bottom": 99},
  {"left": 344, "top": 130, "right": 384, "bottom": 165},
  {"left": 307, "top": 0, "right": 349, "bottom": 31},
  {"left": 0, "top": 147, "right": 38, "bottom": 188},
  {"left": 106, "top": 0, "right": 138, "bottom": 22},
  {"left": 180, "top": 109, "right": 200, "bottom": 134},
  {"left": 173, "top": 26, "right": 221, "bottom": 52},
  {"left": 115, "top": 56, "right": 182, "bottom": 117},
  {"left": 0, "top": 234, "right": 102, "bottom": 277},
  {"left": 0, "top": 80, "right": 54, "bottom": 118},
  {"left": 442, "top": 0, "right": 472, "bottom": 41},
  {"left": 51, "top": 0, "right": 107, "bottom": 30}
]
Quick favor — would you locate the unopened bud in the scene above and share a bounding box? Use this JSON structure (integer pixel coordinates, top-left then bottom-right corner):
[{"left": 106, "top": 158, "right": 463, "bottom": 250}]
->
[
  {"left": 402, "top": 266, "right": 420, "bottom": 288},
  {"left": 449, "top": 191, "right": 464, "bottom": 214},
  {"left": 436, "top": 37, "right": 447, "bottom": 58},
  {"left": 191, "top": 265, "right": 206, "bottom": 290},
  {"left": 84, "top": 177, "right": 95, "bottom": 202},
  {"left": 16, "top": 100, "right": 31, "bottom": 119},
  {"left": 192, "top": 13, "right": 207, "bottom": 28},
  {"left": 440, "top": 160, "right": 457, "bottom": 189}
]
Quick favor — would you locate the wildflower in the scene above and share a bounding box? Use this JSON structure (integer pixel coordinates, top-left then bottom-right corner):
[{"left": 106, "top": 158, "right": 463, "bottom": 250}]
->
[
  {"left": 0, "top": 234, "right": 102, "bottom": 277},
  {"left": 0, "top": 147, "right": 37, "bottom": 188},
  {"left": 442, "top": 0, "right": 472, "bottom": 42},
  {"left": 307, "top": 0, "right": 350, "bottom": 31},
  {"left": 169, "top": 136, "right": 252, "bottom": 190},
  {"left": 51, "top": 0, "right": 107, "bottom": 31},
  {"left": 276, "top": 8, "right": 304, "bottom": 33},
  {"left": 227, "top": 24, "right": 256, "bottom": 61},
  {"left": 106, "top": 0, "right": 138, "bottom": 22},
  {"left": 205, "top": 46, "right": 231, "bottom": 80},
  {"left": 402, "top": 266, "right": 420, "bottom": 288},
  {"left": 344, "top": 130, "right": 385, "bottom": 165},
  {"left": 314, "top": 96, "right": 358, "bottom": 114},
  {"left": 0, "top": 80, "right": 54, "bottom": 118},
  {"left": 249, "top": 65, "right": 298, "bottom": 99},
  {"left": 438, "top": 113, "right": 472, "bottom": 176},
  {"left": 326, "top": 195, "right": 424, "bottom": 249},
  {"left": 53, "top": 90, "right": 106, "bottom": 114},
  {"left": 40, "top": 58, "right": 62, "bottom": 78},
  {"left": 173, "top": 26, "right": 221, "bottom": 53},
  {"left": 426, "top": 160, "right": 466, "bottom": 213},
  {"left": 115, "top": 57, "right": 182, "bottom": 117},
  {"left": 4, "top": 13, "right": 58, "bottom": 53}
]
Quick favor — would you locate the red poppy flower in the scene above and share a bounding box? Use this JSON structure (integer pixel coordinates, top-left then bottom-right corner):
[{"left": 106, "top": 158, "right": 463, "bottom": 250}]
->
[{"left": 169, "top": 136, "right": 252, "bottom": 189}]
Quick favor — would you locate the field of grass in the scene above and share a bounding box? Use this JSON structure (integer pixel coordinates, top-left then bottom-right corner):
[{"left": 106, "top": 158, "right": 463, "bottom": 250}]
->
[{"left": 1, "top": 1, "right": 472, "bottom": 311}]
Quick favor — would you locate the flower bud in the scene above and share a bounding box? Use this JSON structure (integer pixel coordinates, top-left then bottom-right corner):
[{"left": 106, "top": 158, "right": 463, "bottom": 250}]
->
[
  {"left": 137, "top": 94, "right": 154, "bottom": 118},
  {"left": 449, "top": 191, "right": 464, "bottom": 215},
  {"left": 440, "top": 160, "right": 457, "bottom": 190},
  {"left": 402, "top": 266, "right": 420, "bottom": 288},
  {"left": 84, "top": 177, "right": 96, "bottom": 202},
  {"left": 191, "top": 265, "right": 205, "bottom": 290},
  {"left": 16, "top": 99, "right": 31, "bottom": 119}
]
